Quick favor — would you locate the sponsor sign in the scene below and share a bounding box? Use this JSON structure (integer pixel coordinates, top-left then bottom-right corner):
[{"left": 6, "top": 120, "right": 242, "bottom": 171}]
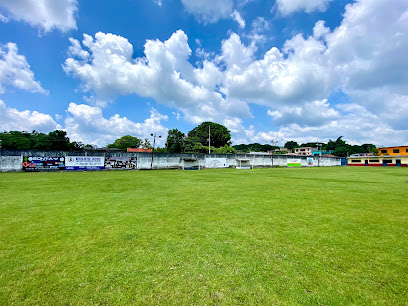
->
[
  {"left": 307, "top": 158, "right": 314, "bottom": 166},
  {"left": 65, "top": 156, "right": 105, "bottom": 170},
  {"left": 287, "top": 158, "right": 302, "bottom": 167},
  {"left": 205, "top": 158, "right": 227, "bottom": 168},
  {"left": 105, "top": 157, "right": 137, "bottom": 169},
  {"left": 23, "top": 156, "right": 65, "bottom": 171}
]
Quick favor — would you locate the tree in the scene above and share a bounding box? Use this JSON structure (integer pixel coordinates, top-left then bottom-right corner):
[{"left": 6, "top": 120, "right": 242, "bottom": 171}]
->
[
  {"left": 284, "top": 141, "right": 299, "bottom": 150},
  {"left": 188, "top": 122, "right": 231, "bottom": 148},
  {"left": 48, "top": 130, "right": 71, "bottom": 150},
  {"left": 216, "top": 145, "right": 237, "bottom": 154},
  {"left": 0, "top": 131, "right": 31, "bottom": 150},
  {"left": 165, "top": 129, "right": 186, "bottom": 153},
  {"left": 141, "top": 138, "right": 152, "bottom": 149},
  {"left": 108, "top": 135, "right": 141, "bottom": 150},
  {"left": 31, "top": 132, "right": 52, "bottom": 150}
]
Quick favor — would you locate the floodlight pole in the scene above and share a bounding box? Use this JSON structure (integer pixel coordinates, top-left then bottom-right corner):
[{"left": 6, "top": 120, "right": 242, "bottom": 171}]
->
[
  {"left": 208, "top": 125, "right": 211, "bottom": 154},
  {"left": 150, "top": 133, "right": 161, "bottom": 169},
  {"left": 317, "top": 143, "right": 322, "bottom": 167},
  {"left": 271, "top": 139, "right": 277, "bottom": 168}
]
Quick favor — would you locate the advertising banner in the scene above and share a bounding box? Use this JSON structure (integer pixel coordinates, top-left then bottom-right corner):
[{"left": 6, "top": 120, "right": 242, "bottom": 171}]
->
[
  {"left": 307, "top": 158, "right": 314, "bottom": 166},
  {"left": 205, "top": 158, "right": 227, "bottom": 168},
  {"left": 287, "top": 158, "right": 302, "bottom": 167},
  {"left": 23, "top": 156, "right": 65, "bottom": 171},
  {"left": 65, "top": 156, "right": 105, "bottom": 170},
  {"left": 105, "top": 157, "right": 137, "bottom": 169}
]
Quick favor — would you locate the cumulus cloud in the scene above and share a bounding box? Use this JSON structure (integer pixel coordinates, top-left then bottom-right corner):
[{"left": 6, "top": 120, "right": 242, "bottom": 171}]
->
[
  {"left": 0, "top": 42, "right": 47, "bottom": 94},
  {"left": 275, "top": 0, "right": 333, "bottom": 16},
  {"left": 0, "top": 0, "right": 78, "bottom": 32},
  {"left": 0, "top": 100, "right": 60, "bottom": 132},
  {"left": 224, "top": 33, "right": 335, "bottom": 107},
  {"left": 233, "top": 103, "right": 408, "bottom": 147},
  {"left": 65, "top": 103, "right": 169, "bottom": 147},
  {"left": 267, "top": 99, "right": 340, "bottom": 126},
  {"left": 64, "top": 0, "right": 408, "bottom": 145},
  {"left": 64, "top": 30, "right": 251, "bottom": 123},
  {"left": 325, "top": 0, "right": 408, "bottom": 130},
  {"left": 181, "top": 0, "right": 233, "bottom": 23}
]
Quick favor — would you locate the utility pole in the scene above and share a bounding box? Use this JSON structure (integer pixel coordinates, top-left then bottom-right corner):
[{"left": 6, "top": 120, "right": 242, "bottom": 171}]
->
[
  {"left": 150, "top": 133, "right": 162, "bottom": 169},
  {"left": 317, "top": 143, "right": 322, "bottom": 167},
  {"left": 208, "top": 125, "right": 211, "bottom": 154},
  {"left": 271, "top": 139, "right": 277, "bottom": 168}
]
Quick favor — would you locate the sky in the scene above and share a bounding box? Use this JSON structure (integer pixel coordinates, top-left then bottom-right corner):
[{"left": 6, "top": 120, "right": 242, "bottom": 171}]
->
[{"left": 0, "top": 0, "right": 407, "bottom": 148}]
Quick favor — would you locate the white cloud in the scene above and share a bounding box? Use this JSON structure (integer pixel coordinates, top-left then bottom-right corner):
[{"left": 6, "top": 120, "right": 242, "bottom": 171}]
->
[
  {"left": 275, "top": 0, "right": 333, "bottom": 16},
  {"left": 0, "top": 12, "right": 8, "bottom": 22},
  {"left": 64, "top": 30, "right": 251, "bottom": 124},
  {"left": 153, "top": 0, "right": 163, "bottom": 7},
  {"left": 219, "top": 32, "right": 256, "bottom": 69},
  {"left": 234, "top": 103, "right": 408, "bottom": 147},
  {"left": 267, "top": 99, "right": 340, "bottom": 126},
  {"left": 65, "top": 103, "right": 169, "bottom": 147},
  {"left": 245, "top": 17, "right": 271, "bottom": 44},
  {"left": 230, "top": 10, "right": 245, "bottom": 29},
  {"left": 325, "top": 0, "right": 408, "bottom": 130},
  {"left": 224, "top": 34, "right": 335, "bottom": 107},
  {"left": 0, "top": 0, "right": 78, "bottom": 32},
  {"left": 0, "top": 100, "right": 60, "bottom": 132},
  {"left": 181, "top": 0, "right": 233, "bottom": 23},
  {"left": 64, "top": 0, "right": 408, "bottom": 145},
  {"left": 0, "top": 42, "right": 47, "bottom": 94}
]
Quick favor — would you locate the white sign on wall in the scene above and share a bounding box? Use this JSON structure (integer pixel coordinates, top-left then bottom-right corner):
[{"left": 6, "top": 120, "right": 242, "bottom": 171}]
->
[
  {"left": 65, "top": 156, "right": 105, "bottom": 170},
  {"left": 205, "top": 158, "right": 227, "bottom": 168},
  {"left": 307, "top": 158, "right": 314, "bottom": 166},
  {"left": 287, "top": 158, "right": 302, "bottom": 167}
]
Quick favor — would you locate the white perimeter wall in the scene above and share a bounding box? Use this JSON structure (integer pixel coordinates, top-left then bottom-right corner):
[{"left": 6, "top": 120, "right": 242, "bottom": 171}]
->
[{"left": 0, "top": 152, "right": 342, "bottom": 172}]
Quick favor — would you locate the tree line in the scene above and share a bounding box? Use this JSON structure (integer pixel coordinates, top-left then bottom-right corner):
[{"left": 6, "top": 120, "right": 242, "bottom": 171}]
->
[
  {"left": 281, "top": 137, "right": 377, "bottom": 157},
  {"left": 0, "top": 130, "right": 84, "bottom": 151},
  {"left": 1, "top": 126, "right": 376, "bottom": 157}
]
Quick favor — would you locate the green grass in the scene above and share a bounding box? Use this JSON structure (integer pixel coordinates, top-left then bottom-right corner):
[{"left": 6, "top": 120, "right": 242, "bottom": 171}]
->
[{"left": 0, "top": 167, "right": 407, "bottom": 305}]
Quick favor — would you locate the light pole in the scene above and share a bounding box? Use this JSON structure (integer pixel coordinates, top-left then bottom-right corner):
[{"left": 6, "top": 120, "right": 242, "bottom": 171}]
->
[
  {"left": 150, "top": 133, "right": 161, "bottom": 169},
  {"left": 208, "top": 125, "right": 211, "bottom": 154},
  {"left": 271, "top": 139, "right": 277, "bottom": 168},
  {"left": 317, "top": 143, "right": 322, "bottom": 167}
]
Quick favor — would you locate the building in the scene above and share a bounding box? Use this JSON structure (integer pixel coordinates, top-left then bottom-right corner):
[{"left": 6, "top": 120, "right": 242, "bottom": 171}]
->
[
  {"left": 348, "top": 155, "right": 408, "bottom": 167},
  {"left": 312, "top": 150, "right": 333, "bottom": 156},
  {"left": 378, "top": 146, "right": 408, "bottom": 156},
  {"left": 294, "top": 147, "right": 317, "bottom": 156}
]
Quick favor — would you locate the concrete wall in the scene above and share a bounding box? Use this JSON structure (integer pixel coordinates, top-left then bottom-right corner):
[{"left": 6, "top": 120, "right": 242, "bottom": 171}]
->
[
  {"left": 0, "top": 150, "right": 342, "bottom": 172},
  {"left": 0, "top": 156, "right": 22, "bottom": 172}
]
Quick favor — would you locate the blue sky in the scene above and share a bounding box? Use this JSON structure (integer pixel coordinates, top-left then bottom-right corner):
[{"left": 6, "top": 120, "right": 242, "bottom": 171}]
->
[{"left": 0, "top": 0, "right": 407, "bottom": 147}]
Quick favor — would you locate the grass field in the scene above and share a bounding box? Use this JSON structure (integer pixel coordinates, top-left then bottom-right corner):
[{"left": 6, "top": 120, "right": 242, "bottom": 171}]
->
[{"left": 0, "top": 167, "right": 407, "bottom": 304}]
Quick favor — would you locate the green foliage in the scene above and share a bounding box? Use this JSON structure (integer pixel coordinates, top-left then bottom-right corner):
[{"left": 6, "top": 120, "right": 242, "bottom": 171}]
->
[
  {"left": 154, "top": 147, "right": 168, "bottom": 153},
  {"left": 232, "top": 143, "right": 278, "bottom": 152},
  {"left": 48, "top": 130, "right": 70, "bottom": 150},
  {"left": 0, "top": 131, "right": 32, "bottom": 150},
  {"left": 0, "top": 130, "right": 78, "bottom": 151},
  {"left": 107, "top": 135, "right": 141, "bottom": 150},
  {"left": 141, "top": 138, "right": 152, "bottom": 149},
  {"left": 284, "top": 141, "right": 299, "bottom": 150},
  {"left": 188, "top": 121, "right": 231, "bottom": 148},
  {"left": 165, "top": 129, "right": 186, "bottom": 153},
  {"left": 215, "top": 145, "right": 237, "bottom": 154}
]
